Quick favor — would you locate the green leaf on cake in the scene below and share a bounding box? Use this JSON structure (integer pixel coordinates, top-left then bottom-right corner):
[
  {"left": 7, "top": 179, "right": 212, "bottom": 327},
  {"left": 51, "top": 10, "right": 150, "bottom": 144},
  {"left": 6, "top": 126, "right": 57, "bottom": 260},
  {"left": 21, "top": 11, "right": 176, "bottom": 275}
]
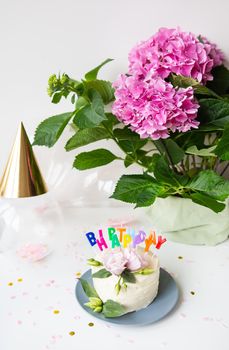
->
[
  {"left": 73, "top": 149, "right": 118, "bottom": 170},
  {"left": 121, "top": 269, "right": 136, "bottom": 283},
  {"left": 92, "top": 268, "right": 112, "bottom": 278},
  {"left": 79, "top": 278, "right": 99, "bottom": 298},
  {"left": 33, "top": 112, "right": 73, "bottom": 147},
  {"left": 84, "top": 58, "right": 113, "bottom": 81},
  {"left": 102, "top": 300, "right": 125, "bottom": 318}
]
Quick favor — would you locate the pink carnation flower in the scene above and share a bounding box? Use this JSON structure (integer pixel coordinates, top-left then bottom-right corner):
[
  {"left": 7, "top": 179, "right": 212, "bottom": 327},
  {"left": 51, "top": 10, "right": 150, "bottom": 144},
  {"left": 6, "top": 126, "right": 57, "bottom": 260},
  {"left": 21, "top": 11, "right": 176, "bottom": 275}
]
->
[
  {"left": 112, "top": 75, "right": 199, "bottom": 140},
  {"left": 101, "top": 248, "right": 148, "bottom": 275},
  {"left": 129, "top": 27, "right": 223, "bottom": 83}
]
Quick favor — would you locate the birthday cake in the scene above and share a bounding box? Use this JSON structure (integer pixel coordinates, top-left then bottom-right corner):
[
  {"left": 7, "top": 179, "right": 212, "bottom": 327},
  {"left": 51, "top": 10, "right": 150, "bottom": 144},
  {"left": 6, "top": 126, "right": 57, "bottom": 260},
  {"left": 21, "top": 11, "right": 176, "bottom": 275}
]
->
[
  {"left": 79, "top": 227, "right": 165, "bottom": 317},
  {"left": 91, "top": 247, "right": 160, "bottom": 314}
]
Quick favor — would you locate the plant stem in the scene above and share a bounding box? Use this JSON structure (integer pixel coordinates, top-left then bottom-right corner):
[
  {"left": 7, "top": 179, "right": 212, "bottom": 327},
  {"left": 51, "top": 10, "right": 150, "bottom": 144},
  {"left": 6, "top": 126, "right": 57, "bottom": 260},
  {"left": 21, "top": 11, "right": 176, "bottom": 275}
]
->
[{"left": 220, "top": 162, "right": 229, "bottom": 177}]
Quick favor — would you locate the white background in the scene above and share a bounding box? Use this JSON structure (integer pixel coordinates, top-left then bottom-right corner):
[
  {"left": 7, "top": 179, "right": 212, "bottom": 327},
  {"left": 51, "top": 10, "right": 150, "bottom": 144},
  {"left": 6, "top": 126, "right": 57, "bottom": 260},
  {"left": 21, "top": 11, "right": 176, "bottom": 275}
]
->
[{"left": 0, "top": 1, "right": 229, "bottom": 350}]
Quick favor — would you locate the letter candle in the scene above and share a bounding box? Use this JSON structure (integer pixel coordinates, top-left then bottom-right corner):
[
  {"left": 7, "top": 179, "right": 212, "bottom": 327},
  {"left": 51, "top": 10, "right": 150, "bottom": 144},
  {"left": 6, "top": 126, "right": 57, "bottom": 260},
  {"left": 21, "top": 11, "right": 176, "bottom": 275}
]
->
[{"left": 85, "top": 227, "right": 166, "bottom": 252}]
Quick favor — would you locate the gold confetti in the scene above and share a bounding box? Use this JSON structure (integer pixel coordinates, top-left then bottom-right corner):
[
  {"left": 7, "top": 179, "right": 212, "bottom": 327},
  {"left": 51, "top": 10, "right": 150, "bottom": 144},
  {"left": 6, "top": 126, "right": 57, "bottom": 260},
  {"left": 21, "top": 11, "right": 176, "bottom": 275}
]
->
[
  {"left": 8, "top": 282, "right": 13, "bottom": 286},
  {"left": 88, "top": 322, "right": 94, "bottom": 327},
  {"left": 17, "top": 278, "right": 23, "bottom": 282},
  {"left": 178, "top": 256, "right": 183, "bottom": 260},
  {"left": 75, "top": 272, "right": 81, "bottom": 277},
  {"left": 53, "top": 310, "right": 60, "bottom": 314},
  {"left": 190, "top": 291, "right": 195, "bottom": 295},
  {"left": 69, "top": 331, "right": 75, "bottom": 336}
]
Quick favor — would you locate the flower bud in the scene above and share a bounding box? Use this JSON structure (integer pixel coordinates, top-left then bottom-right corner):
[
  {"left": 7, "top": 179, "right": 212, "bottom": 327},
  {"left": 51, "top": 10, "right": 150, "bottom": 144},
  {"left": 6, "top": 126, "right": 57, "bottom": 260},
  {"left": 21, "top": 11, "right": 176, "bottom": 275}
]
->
[
  {"left": 87, "top": 258, "right": 103, "bottom": 267},
  {"left": 94, "top": 306, "right": 103, "bottom": 313},
  {"left": 115, "top": 283, "right": 121, "bottom": 295},
  {"left": 89, "top": 297, "right": 103, "bottom": 308}
]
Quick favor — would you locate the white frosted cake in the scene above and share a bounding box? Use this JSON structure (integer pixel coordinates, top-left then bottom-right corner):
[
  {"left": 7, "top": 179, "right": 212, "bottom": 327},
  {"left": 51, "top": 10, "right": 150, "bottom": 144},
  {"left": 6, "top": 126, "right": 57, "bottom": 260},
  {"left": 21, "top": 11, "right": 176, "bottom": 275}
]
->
[{"left": 91, "top": 247, "right": 160, "bottom": 314}]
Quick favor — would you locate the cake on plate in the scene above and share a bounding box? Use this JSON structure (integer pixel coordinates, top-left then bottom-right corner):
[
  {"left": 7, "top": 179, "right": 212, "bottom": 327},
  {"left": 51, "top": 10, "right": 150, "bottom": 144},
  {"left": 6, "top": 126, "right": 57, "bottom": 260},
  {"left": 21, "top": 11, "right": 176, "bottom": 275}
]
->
[{"left": 83, "top": 246, "right": 160, "bottom": 316}]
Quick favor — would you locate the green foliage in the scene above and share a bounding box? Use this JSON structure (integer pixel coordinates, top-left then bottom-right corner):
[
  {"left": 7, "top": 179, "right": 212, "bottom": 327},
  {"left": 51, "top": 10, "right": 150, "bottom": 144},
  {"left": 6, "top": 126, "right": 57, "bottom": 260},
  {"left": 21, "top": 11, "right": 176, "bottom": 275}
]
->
[
  {"left": 79, "top": 278, "right": 99, "bottom": 298},
  {"left": 33, "top": 112, "right": 73, "bottom": 147},
  {"left": 102, "top": 300, "right": 125, "bottom": 318},
  {"left": 121, "top": 269, "right": 136, "bottom": 283},
  {"left": 65, "top": 127, "right": 110, "bottom": 151},
  {"left": 214, "top": 123, "right": 229, "bottom": 160},
  {"left": 34, "top": 59, "right": 229, "bottom": 213},
  {"left": 92, "top": 268, "right": 112, "bottom": 278},
  {"left": 74, "top": 149, "right": 118, "bottom": 170},
  {"left": 84, "top": 58, "right": 113, "bottom": 81}
]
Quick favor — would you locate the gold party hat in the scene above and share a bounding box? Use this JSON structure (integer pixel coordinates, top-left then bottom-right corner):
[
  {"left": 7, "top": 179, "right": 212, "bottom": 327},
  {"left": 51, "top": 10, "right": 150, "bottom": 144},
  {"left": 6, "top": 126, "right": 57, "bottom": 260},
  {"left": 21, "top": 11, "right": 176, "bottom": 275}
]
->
[{"left": 0, "top": 122, "right": 47, "bottom": 198}]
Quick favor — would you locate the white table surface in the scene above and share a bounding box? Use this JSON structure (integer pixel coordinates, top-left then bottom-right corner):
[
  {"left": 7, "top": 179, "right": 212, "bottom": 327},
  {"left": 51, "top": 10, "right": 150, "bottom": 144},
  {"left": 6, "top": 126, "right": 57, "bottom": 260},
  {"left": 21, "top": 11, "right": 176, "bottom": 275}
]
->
[{"left": 1, "top": 205, "right": 229, "bottom": 350}]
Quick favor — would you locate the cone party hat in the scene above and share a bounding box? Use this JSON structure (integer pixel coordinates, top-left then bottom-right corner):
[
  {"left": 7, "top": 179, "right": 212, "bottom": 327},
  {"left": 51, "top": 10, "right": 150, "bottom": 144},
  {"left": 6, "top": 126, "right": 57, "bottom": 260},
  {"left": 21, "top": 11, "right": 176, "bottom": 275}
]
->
[{"left": 0, "top": 122, "right": 47, "bottom": 198}]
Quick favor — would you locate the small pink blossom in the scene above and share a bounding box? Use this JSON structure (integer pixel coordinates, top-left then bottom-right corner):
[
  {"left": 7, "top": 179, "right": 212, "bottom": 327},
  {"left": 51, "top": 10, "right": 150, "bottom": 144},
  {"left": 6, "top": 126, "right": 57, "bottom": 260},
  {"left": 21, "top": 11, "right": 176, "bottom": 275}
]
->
[
  {"left": 100, "top": 248, "right": 148, "bottom": 275},
  {"left": 112, "top": 75, "right": 199, "bottom": 140}
]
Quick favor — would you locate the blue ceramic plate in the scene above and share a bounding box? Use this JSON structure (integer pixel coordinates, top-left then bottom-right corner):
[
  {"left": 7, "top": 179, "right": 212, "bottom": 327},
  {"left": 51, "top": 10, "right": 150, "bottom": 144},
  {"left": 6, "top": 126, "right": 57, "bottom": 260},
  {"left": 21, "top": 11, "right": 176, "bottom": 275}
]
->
[{"left": 75, "top": 268, "right": 179, "bottom": 325}]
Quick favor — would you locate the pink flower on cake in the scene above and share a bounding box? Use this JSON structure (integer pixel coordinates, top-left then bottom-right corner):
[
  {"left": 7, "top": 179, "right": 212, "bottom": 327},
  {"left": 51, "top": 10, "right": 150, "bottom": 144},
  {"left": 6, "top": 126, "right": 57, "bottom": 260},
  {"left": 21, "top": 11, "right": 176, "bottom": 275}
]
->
[
  {"left": 102, "top": 250, "right": 128, "bottom": 275},
  {"left": 101, "top": 248, "right": 148, "bottom": 275},
  {"left": 128, "top": 27, "right": 223, "bottom": 83},
  {"left": 124, "top": 249, "right": 148, "bottom": 271},
  {"left": 112, "top": 75, "right": 199, "bottom": 140}
]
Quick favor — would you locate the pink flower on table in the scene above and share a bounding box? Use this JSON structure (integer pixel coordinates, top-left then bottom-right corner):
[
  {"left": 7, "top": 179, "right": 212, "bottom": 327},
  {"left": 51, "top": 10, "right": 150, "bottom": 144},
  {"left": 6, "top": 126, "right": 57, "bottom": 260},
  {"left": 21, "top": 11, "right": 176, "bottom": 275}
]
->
[
  {"left": 17, "top": 243, "right": 50, "bottom": 262},
  {"left": 100, "top": 248, "right": 148, "bottom": 275},
  {"left": 128, "top": 27, "right": 223, "bottom": 84},
  {"left": 112, "top": 75, "right": 199, "bottom": 140}
]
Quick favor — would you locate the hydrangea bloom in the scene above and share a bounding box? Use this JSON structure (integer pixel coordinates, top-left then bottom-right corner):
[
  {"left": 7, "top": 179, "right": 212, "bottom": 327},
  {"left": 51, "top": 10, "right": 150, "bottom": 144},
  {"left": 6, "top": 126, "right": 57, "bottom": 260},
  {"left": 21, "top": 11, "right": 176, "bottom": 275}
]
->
[
  {"left": 112, "top": 75, "right": 199, "bottom": 140},
  {"left": 129, "top": 27, "right": 223, "bottom": 83}
]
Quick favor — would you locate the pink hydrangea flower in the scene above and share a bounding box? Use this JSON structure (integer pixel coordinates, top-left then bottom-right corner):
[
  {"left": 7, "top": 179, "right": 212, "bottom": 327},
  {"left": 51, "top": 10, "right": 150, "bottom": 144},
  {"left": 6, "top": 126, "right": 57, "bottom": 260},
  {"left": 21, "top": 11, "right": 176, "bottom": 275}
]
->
[
  {"left": 128, "top": 27, "right": 223, "bottom": 83},
  {"left": 112, "top": 75, "right": 199, "bottom": 140},
  {"left": 101, "top": 248, "right": 147, "bottom": 275}
]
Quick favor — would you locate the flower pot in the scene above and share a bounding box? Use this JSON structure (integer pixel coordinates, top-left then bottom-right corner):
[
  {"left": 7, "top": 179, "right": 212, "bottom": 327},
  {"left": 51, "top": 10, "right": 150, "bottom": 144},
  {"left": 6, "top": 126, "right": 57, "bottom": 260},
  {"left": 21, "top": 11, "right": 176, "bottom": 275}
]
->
[{"left": 146, "top": 196, "right": 229, "bottom": 245}]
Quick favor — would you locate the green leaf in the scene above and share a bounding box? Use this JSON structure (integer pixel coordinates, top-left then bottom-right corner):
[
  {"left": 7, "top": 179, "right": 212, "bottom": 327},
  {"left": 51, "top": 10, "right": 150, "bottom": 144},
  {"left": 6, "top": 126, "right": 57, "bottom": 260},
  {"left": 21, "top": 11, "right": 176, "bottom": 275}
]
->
[
  {"left": 111, "top": 174, "right": 165, "bottom": 206},
  {"left": 124, "top": 155, "right": 134, "bottom": 168},
  {"left": 73, "top": 149, "right": 118, "bottom": 170},
  {"left": 186, "top": 145, "right": 217, "bottom": 157},
  {"left": 83, "top": 80, "right": 114, "bottom": 104},
  {"left": 188, "top": 170, "right": 229, "bottom": 201},
  {"left": 121, "top": 270, "right": 136, "bottom": 283},
  {"left": 65, "top": 127, "right": 110, "bottom": 151},
  {"left": 198, "top": 99, "right": 229, "bottom": 127},
  {"left": 73, "top": 89, "right": 107, "bottom": 129},
  {"left": 84, "top": 58, "right": 113, "bottom": 81},
  {"left": 33, "top": 112, "right": 72, "bottom": 147},
  {"left": 52, "top": 92, "right": 63, "bottom": 104},
  {"left": 207, "top": 65, "right": 229, "bottom": 95},
  {"left": 214, "top": 123, "right": 229, "bottom": 160},
  {"left": 163, "top": 139, "right": 185, "bottom": 164},
  {"left": 102, "top": 299, "right": 125, "bottom": 318},
  {"left": 79, "top": 278, "right": 99, "bottom": 298},
  {"left": 113, "top": 127, "right": 141, "bottom": 141},
  {"left": 188, "top": 193, "right": 225, "bottom": 213},
  {"left": 92, "top": 268, "right": 112, "bottom": 278},
  {"left": 154, "top": 156, "right": 179, "bottom": 186},
  {"left": 170, "top": 74, "right": 219, "bottom": 98}
]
